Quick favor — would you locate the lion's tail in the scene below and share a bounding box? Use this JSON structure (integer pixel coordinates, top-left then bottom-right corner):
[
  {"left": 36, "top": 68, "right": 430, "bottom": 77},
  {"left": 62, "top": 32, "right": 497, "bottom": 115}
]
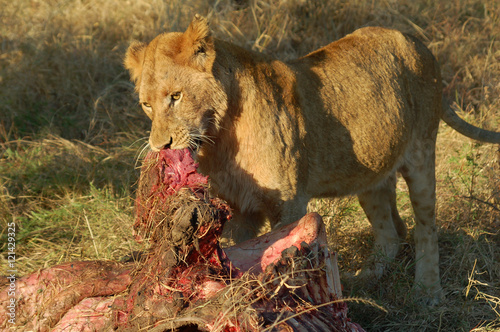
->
[{"left": 441, "top": 102, "right": 500, "bottom": 144}]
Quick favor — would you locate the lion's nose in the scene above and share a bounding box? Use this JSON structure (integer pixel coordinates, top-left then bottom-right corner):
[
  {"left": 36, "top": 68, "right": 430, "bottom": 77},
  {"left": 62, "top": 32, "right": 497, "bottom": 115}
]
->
[
  {"left": 162, "top": 137, "right": 173, "bottom": 150},
  {"left": 149, "top": 137, "right": 172, "bottom": 151},
  {"left": 162, "top": 141, "right": 172, "bottom": 150}
]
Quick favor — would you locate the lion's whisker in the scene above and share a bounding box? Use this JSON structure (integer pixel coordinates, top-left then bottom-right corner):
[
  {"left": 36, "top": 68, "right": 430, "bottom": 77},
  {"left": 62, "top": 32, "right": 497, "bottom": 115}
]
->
[
  {"left": 130, "top": 136, "right": 149, "bottom": 147},
  {"left": 135, "top": 140, "right": 151, "bottom": 169},
  {"left": 190, "top": 132, "right": 215, "bottom": 146}
]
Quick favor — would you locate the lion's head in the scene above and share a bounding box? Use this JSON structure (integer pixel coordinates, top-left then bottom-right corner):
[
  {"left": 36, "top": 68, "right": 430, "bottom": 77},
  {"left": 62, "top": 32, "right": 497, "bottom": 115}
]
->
[{"left": 124, "top": 15, "right": 227, "bottom": 151}]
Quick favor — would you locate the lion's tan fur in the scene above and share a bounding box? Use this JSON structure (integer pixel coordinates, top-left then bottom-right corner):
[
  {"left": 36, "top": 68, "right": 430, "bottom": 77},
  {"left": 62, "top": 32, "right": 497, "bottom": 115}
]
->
[{"left": 125, "top": 16, "right": 499, "bottom": 303}]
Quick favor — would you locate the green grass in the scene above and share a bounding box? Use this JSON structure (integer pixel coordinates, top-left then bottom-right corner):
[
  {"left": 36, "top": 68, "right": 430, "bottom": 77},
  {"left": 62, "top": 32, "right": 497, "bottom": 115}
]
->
[
  {"left": 1, "top": 0, "right": 499, "bottom": 330},
  {"left": 0, "top": 136, "right": 144, "bottom": 273}
]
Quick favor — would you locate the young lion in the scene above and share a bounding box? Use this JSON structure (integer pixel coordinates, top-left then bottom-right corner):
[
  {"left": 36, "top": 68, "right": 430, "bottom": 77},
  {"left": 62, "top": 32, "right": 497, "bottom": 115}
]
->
[{"left": 125, "top": 15, "right": 500, "bottom": 304}]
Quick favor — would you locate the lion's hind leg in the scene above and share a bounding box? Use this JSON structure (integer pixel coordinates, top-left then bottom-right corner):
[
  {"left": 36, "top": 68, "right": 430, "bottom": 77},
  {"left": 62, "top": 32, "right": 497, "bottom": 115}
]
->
[
  {"left": 357, "top": 173, "right": 406, "bottom": 278},
  {"left": 400, "top": 143, "right": 443, "bottom": 304}
]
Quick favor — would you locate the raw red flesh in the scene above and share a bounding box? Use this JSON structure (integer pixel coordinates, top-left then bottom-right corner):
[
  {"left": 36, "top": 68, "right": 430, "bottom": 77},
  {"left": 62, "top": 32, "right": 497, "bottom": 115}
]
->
[
  {"left": 0, "top": 261, "right": 132, "bottom": 331},
  {"left": 225, "top": 213, "right": 329, "bottom": 274},
  {"left": 53, "top": 297, "right": 115, "bottom": 332},
  {"left": 153, "top": 148, "right": 208, "bottom": 197}
]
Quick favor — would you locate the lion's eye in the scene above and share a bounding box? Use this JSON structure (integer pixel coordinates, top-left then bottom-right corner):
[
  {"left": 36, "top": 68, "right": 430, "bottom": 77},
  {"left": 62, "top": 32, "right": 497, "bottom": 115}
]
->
[
  {"left": 141, "top": 102, "right": 152, "bottom": 117},
  {"left": 171, "top": 92, "right": 182, "bottom": 101}
]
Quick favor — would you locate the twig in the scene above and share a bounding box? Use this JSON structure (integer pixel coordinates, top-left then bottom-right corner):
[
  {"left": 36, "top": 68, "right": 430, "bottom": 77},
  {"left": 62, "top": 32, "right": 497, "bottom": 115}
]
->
[
  {"left": 462, "top": 195, "right": 500, "bottom": 211},
  {"left": 84, "top": 210, "right": 100, "bottom": 259}
]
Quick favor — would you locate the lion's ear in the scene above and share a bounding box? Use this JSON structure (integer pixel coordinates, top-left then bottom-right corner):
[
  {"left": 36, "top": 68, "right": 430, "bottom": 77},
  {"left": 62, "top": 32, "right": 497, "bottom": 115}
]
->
[
  {"left": 181, "top": 15, "right": 215, "bottom": 71},
  {"left": 124, "top": 41, "right": 147, "bottom": 85}
]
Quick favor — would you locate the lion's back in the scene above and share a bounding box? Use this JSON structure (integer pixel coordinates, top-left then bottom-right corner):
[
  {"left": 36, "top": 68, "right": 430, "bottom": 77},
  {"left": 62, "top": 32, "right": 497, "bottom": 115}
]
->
[{"left": 289, "top": 27, "right": 443, "bottom": 196}]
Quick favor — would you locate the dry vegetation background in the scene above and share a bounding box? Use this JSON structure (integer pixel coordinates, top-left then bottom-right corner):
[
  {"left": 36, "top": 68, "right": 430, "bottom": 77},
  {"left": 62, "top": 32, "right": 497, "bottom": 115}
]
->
[{"left": 0, "top": 0, "right": 499, "bottom": 330}]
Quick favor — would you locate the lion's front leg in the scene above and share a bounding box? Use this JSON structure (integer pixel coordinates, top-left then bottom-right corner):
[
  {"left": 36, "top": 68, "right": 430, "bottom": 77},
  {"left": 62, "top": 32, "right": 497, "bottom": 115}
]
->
[
  {"left": 270, "top": 195, "right": 309, "bottom": 230},
  {"left": 221, "top": 208, "right": 268, "bottom": 245}
]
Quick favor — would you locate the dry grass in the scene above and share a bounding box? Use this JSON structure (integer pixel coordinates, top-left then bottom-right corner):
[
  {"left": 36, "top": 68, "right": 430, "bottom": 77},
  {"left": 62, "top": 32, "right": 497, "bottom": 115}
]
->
[{"left": 0, "top": 0, "right": 499, "bottom": 330}]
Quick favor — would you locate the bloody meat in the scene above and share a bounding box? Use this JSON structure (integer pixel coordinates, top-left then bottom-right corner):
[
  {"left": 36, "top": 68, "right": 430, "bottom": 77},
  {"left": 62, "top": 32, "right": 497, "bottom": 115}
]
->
[{"left": 0, "top": 148, "right": 364, "bottom": 332}]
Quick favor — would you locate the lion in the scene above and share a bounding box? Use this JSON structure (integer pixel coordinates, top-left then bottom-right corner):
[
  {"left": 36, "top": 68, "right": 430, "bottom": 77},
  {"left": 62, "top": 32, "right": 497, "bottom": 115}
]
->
[{"left": 125, "top": 15, "right": 500, "bottom": 304}]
